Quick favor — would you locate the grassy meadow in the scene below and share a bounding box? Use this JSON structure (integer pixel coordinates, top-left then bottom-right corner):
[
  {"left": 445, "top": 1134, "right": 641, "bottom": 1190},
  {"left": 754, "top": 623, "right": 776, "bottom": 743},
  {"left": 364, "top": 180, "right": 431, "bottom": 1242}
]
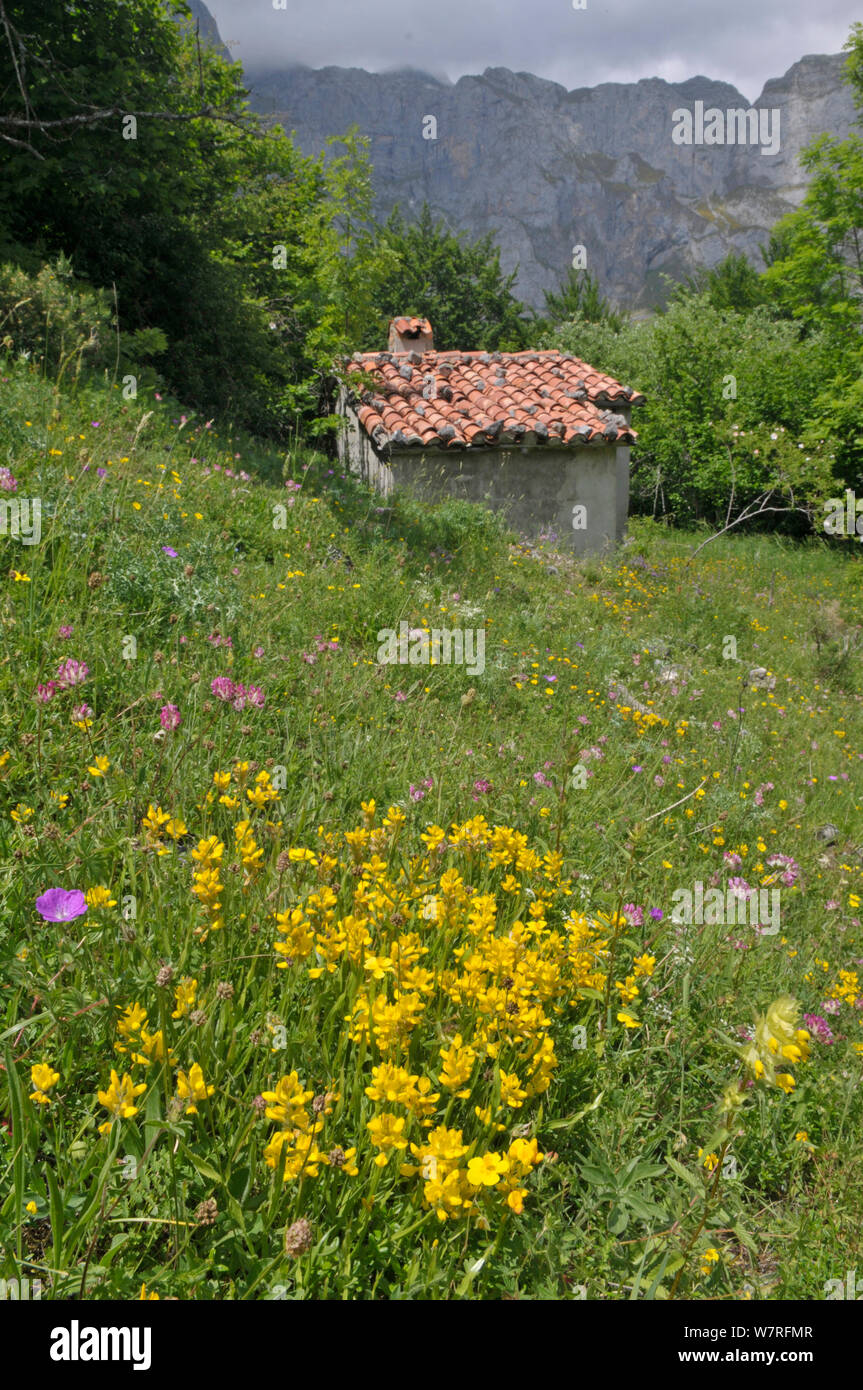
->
[{"left": 1, "top": 359, "right": 862, "bottom": 1301}]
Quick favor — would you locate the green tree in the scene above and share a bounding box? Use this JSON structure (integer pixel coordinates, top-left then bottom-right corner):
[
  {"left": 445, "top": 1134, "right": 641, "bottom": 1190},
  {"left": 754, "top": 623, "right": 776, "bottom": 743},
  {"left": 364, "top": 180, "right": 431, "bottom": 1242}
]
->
[
  {"left": 674, "top": 252, "right": 766, "bottom": 313},
  {"left": 541, "top": 268, "right": 624, "bottom": 330},
  {"left": 373, "top": 204, "right": 531, "bottom": 351},
  {"left": 0, "top": 0, "right": 356, "bottom": 436}
]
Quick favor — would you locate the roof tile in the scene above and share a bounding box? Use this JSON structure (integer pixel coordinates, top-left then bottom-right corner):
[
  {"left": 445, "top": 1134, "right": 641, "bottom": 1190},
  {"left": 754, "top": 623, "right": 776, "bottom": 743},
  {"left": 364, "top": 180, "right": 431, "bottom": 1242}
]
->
[{"left": 346, "top": 348, "right": 643, "bottom": 451}]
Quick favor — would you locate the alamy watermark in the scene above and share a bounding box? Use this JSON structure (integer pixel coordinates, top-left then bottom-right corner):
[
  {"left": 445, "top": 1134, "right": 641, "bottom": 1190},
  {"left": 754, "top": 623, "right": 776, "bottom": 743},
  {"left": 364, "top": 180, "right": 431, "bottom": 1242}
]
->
[
  {"left": 671, "top": 881, "right": 780, "bottom": 935},
  {"left": 825, "top": 1270, "right": 863, "bottom": 1299},
  {"left": 377, "top": 621, "right": 485, "bottom": 677},
  {"left": 672, "top": 102, "right": 780, "bottom": 156},
  {"left": 823, "top": 491, "right": 863, "bottom": 538},
  {"left": 0, "top": 496, "right": 41, "bottom": 544}
]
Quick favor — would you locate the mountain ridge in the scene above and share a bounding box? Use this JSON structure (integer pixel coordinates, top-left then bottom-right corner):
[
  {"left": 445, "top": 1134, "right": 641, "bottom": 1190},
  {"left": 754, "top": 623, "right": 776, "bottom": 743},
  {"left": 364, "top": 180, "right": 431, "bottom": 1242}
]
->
[{"left": 182, "top": 3, "right": 857, "bottom": 310}]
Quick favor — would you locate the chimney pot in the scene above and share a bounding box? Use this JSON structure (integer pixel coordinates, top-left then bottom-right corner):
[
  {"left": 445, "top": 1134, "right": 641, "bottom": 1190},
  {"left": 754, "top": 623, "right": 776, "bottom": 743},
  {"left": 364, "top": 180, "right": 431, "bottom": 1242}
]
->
[{"left": 388, "top": 317, "right": 434, "bottom": 354}]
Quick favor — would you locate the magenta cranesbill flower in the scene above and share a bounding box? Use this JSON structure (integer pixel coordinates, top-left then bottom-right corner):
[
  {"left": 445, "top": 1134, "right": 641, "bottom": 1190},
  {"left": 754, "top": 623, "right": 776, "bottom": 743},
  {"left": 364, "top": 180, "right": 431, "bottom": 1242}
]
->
[
  {"left": 56, "top": 658, "right": 89, "bottom": 689},
  {"left": 36, "top": 887, "right": 87, "bottom": 922},
  {"left": 160, "top": 703, "right": 181, "bottom": 731}
]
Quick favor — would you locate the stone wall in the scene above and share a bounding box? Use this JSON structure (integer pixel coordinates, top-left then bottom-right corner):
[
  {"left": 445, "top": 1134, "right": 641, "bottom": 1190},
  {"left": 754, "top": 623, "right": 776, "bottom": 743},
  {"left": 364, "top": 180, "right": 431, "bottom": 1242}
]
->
[{"left": 337, "top": 402, "right": 628, "bottom": 554}]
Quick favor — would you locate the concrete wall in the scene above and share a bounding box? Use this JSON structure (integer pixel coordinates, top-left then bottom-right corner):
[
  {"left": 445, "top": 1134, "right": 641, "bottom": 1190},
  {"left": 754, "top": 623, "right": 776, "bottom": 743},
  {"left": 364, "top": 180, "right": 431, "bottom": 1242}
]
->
[{"left": 337, "top": 401, "right": 629, "bottom": 555}]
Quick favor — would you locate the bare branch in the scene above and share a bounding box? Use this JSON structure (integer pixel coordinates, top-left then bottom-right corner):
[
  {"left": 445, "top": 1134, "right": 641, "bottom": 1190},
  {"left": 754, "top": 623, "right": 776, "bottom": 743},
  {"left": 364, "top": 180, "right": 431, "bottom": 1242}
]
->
[{"left": 690, "top": 491, "right": 814, "bottom": 558}]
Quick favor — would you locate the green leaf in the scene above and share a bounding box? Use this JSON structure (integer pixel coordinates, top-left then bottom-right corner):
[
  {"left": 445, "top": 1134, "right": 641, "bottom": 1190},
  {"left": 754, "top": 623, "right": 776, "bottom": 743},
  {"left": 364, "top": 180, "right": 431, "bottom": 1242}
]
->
[
  {"left": 666, "top": 1155, "right": 704, "bottom": 1193},
  {"left": 3, "top": 1044, "right": 25, "bottom": 1258},
  {"left": 545, "top": 1090, "right": 604, "bottom": 1131}
]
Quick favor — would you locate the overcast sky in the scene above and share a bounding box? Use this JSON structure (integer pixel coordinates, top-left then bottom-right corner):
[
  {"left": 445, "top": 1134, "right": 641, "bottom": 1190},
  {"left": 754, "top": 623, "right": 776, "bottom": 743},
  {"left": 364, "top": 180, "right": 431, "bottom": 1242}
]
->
[{"left": 205, "top": 0, "right": 859, "bottom": 102}]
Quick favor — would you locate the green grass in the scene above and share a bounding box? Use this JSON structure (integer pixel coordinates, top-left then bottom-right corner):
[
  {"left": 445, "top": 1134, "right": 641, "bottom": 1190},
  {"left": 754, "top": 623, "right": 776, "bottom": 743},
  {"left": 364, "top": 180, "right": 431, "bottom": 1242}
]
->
[{"left": 1, "top": 358, "right": 862, "bottom": 1301}]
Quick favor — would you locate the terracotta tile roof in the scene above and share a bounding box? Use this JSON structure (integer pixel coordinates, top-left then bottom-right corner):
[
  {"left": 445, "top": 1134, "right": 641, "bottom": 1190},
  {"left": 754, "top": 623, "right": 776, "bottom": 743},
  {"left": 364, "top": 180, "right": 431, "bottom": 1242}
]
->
[
  {"left": 345, "top": 349, "right": 644, "bottom": 451},
  {"left": 390, "top": 316, "right": 433, "bottom": 337}
]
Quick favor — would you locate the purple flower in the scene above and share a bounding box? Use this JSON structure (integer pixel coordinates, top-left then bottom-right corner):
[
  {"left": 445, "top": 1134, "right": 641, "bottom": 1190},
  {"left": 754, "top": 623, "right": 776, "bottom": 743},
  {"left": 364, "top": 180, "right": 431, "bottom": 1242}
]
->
[
  {"left": 649, "top": 907, "right": 663, "bottom": 921},
  {"left": 472, "top": 779, "right": 492, "bottom": 797},
  {"left": 162, "top": 546, "right": 178, "bottom": 558},
  {"left": 211, "top": 677, "right": 235, "bottom": 702},
  {"left": 409, "top": 784, "right": 426, "bottom": 802},
  {"left": 160, "top": 703, "right": 181, "bottom": 731},
  {"left": 623, "top": 903, "right": 644, "bottom": 927},
  {"left": 36, "top": 888, "right": 87, "bottom": 922},
  {"left": 35, "top": 681, "right": 57, "bottom": 703},
  {"left": 58, "top": 625, "right": 73, "bottom": 639},
  {"left": 72, "top": 703, "right": 93, "bottom": 722},
  {"left": 803, "top": 1013, "right": 834, "bottom": 1044},
  {"left": 0, "top": 467, "right": 17, "bottom": 492},
  {"left": 56, "top": 658, "right": 89, "bottom": 689},
  {"left": 245, "top": 685, "right": 265, "bottom": 708}
]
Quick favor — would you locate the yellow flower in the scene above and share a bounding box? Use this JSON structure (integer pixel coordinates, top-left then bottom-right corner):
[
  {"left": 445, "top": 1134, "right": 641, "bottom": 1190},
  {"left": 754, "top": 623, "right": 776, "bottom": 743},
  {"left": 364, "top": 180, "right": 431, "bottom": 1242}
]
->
[
  {"left": 171, "top": 977, "right": 198, "bottom": 1019},
  {"left": 366, "top": 1112, "right": 408, "bottom": 1161},
  {"left": 617, "top": 1010, "right": 641, "bottom": 1029},
  {"left": 466, "top": 1152, "right": 510, "bottom": 1187},
  {"left": 30, "top": 1062, "right": 60, "bottom": 1105},
  {"left": 97, "top": 1070, "right": 146, "bottom": 1134},
  {"left": 87, "top": 755, "right": 110, "bottom": 777},
  {"left": 191, "top": 835, "right": 224, "bottom": 868},
  {"left": 176, "top": 1063, "right": 214, "bottom": 1115},
  {"left": 499, "top": 1070, "right": 528, "bottom": 1109},
  {"left": 85, "top": 885, "right": 117, "bottom": 909},
  {"left": 699, "top": 1247, "right": 720, "bottom": 1275},
  {"left": 25, "top": 1200, "right": 38, "bottom": 1215},
  {"left": 139, "top": 1284, "right": 159, "bottom": 1300},
  {"left": 11, "top": 803, "right": 33, "bottom": 823}
]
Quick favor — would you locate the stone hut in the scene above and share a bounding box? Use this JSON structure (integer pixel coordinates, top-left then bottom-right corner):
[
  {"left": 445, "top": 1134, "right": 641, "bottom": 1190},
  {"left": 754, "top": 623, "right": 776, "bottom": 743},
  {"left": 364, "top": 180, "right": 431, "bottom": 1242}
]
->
[{"left": 337, "top": 317, "right": 644, "bottom": 554}]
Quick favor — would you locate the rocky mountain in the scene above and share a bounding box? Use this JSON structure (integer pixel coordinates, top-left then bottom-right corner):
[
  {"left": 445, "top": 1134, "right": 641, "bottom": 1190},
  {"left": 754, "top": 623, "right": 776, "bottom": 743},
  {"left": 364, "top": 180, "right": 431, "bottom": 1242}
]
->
[{"left": 179, "top": 5, "right": 857, "bottom": 311}]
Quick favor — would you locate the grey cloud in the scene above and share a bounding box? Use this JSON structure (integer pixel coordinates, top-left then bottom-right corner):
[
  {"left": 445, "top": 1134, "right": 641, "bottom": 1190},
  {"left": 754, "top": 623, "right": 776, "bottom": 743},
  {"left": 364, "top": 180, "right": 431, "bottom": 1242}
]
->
[{"left": 206, "top": 0, "right": 859, "bottom": 101}]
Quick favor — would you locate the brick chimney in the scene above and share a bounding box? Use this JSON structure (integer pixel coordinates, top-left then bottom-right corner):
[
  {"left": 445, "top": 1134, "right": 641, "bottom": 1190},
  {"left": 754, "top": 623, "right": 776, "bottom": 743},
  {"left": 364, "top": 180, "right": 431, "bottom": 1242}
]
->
[{"left": 388, "top": 316, "right": 434, "bottom": 354}]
